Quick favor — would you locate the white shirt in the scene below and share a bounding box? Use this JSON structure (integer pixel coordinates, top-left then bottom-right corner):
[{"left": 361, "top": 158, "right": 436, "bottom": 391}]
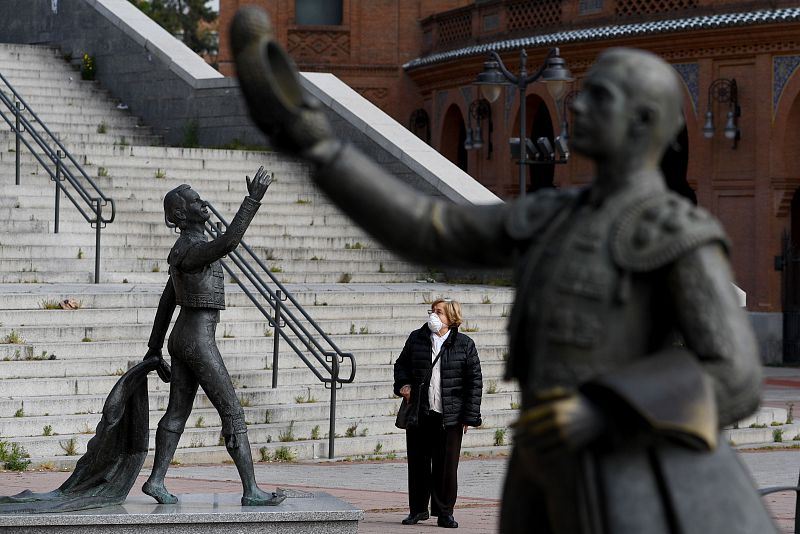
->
[{"left": 428, "top": 329, "right": 450, "bottom": 413}]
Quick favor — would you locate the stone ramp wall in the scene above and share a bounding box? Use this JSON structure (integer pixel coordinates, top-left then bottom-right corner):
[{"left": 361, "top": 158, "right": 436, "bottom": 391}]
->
[{"left": 0, "top": 0, "right": 499, "bottom": 205}]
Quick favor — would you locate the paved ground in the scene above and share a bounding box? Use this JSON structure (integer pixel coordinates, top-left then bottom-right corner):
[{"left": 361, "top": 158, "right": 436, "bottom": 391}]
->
[{"left": 2, "top": 366, "right": 800, "bottom": 533}]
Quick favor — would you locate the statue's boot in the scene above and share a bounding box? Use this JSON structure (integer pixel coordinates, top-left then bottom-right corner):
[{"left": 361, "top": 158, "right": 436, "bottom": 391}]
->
[
  {"left": 142, "top": 426, "right": 180, "bottom": 504},
  {"left": 226, "top": 432, "right": 286, "bottom": 506}
]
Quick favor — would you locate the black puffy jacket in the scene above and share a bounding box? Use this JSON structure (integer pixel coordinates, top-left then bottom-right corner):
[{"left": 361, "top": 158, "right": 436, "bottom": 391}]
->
[{"left": 393, "top": 324, "right": 483, "bottom": 428}]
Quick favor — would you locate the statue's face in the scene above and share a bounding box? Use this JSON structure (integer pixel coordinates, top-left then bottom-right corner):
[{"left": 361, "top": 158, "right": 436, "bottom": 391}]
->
[
  {"left": 180, "top": 188, "right": 210, "bottom": 225},
  {"left": 569, "top": 64, "right": 631, "bottom": 160}
]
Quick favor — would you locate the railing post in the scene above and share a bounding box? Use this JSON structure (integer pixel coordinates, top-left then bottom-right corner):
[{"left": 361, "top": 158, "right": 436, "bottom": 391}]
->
[
  {"left": 94, "top": 199, "right": 101, "bottom": 284},
  {"left": 54, "top": 150, "right": 62, "bottom": 234},
  {"left": 272, "top": 290, "right": 282, "bottom": 388},
  {"left": 14, "top": 101, "right": 21, "bottom": 186},
  {"left": 328, "top": 356, "right": 340, "bottom": 459}
]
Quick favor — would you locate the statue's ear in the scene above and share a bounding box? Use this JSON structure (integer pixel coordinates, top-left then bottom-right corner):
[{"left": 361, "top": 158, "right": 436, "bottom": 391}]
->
[
  {"left": 173, "top": 208, "right": 186, "bottom": 222},
  {"left": 629, "top": 104, "right": 657, "bottom": 140}
]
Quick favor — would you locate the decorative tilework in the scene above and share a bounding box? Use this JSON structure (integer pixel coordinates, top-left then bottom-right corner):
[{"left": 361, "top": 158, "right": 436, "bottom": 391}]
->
[
  {"left": 672, "top": 63, "right": 699, "bottom": 115},
  {"left": 774, "top": 55, "right": 800, "bottom": 112}
]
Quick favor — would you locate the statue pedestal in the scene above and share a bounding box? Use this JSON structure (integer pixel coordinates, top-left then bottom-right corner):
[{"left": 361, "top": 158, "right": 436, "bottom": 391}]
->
[{"left": 0, "top": 491, "right": 363, "bottom": 533}]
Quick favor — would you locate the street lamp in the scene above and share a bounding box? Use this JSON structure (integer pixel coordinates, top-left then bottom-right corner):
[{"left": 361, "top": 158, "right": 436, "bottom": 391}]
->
[{"left": 474, "top": 48, "right": 572, "bottom": 196}]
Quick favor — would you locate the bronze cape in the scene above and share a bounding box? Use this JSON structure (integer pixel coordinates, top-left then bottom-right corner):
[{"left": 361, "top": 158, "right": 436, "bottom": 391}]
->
[{"left": 0, "top": 357, "right": 166, "bottom": 513}]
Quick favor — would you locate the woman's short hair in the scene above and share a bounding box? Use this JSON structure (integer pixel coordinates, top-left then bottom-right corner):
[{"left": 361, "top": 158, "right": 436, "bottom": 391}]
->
[
  {"left": 164, "top": 184, "right": 192, "bottom": 229},
  {"left": 431, "top": 298, "right": 463, "bottom": 328}
]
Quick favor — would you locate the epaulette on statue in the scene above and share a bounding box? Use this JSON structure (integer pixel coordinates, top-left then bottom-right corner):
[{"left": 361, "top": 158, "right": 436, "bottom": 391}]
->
[{"left": 610, "top": 192, "right": 730, "bottom": 272}]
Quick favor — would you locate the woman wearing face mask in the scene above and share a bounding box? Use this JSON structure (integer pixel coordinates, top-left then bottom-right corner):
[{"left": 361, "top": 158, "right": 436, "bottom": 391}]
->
[{"left": 393, "top": 298, "right": 483, "bottom": 528}]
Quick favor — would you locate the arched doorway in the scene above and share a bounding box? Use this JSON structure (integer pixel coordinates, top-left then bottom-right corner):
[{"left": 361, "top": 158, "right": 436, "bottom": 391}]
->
[
  {"left": 440, "top": 104, "right": 468, "bottom": 172},
  {"left": 512, "top": 95, "right": 555, "bottom": 193},
  {"left": 783, "top": 190, "right": 800, "bottom": 362},
  {"left": 528, "top": 97, "right": 555, "bottom": 192},
  {"left": 660, "top": 124, "right": 695, "bottom": 204}
]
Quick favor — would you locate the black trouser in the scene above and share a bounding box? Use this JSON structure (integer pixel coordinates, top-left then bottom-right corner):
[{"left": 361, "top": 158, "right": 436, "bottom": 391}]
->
[{"left": 406, "top": 410, "right": 463, "bottom": 516}]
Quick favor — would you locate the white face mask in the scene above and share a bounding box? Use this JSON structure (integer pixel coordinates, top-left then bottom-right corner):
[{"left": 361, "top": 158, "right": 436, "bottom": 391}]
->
[{"left": 427, "top": 312, "right": 443, "bottom": 333}]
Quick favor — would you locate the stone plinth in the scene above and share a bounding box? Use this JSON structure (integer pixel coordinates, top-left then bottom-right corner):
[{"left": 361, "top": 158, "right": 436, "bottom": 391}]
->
[{"left": 0, "top": 492, "right": 363, "bottom": 533}]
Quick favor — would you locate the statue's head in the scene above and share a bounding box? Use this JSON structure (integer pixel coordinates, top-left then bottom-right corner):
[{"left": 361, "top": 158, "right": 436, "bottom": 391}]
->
[
  {"left": 570, "top": 48, "right": 684, "bottom": 164},
  {"left": 164, "top": 184, "right": 209, "bottom": 230}
]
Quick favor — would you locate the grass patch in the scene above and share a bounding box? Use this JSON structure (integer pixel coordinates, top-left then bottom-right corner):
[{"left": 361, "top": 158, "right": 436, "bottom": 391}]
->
[
  {"left": 774, "top": 428, "right": 785, "bottom": 443},
  {"left": 2, "top": 330, "right": 24, "bottom": 344},
  {"left": 0, "top": 440, "right": 31, "bottom": 471},
  {"left": 485, "top": 380, "right": 498, "bottom": 395},
  {"left": 96, "top": 121, "right": 107, "bottom": 134},
  {"left": 13, "top": 408, "right": 24, "bottom": 418},
  {"left": 43, "top": 425, "right": 53, "bottom": 436},
  {"left": 278, "top": 421, "right": 296, "bottom": 442},
  {"left": 462, "top": 322, "right": 480, "bottom": 332},
  {"left": 273, "top": 446, "right": 296, "bottom": 462},
  {"left": 310, "top": 425, "right": 321, "bottom": 440},
  {"left": 294, "top": 390, "right": 317, "bottom": 404},
  {"left": 494, "top": 428, "right": 506, "bottom": 446},
  {"left": 59, "top": 438, "right": 78, "bottom": 456},
  {"left": 345, "top": 422, "right": 361, "bottom": 438},
  {"left": 155, "top": 168, "right": 166, "bottom": 179},
  {"left": 40, "top": 299, "right": 61, "bottom": 310},
  {"left": 269, "top": 265, "right": 283, "bottom": 273},
  {"left": 97, "top": 167, "right": 109, "bottom": 177},
  {"left": 482, "top": 296, "right": 492, "bottom": 304},
  {"left": 344, "top": 242, "right": 365, "bottom": 249},
  {"left": 338, "top": 273, "right": 352, "bottom": 283}
]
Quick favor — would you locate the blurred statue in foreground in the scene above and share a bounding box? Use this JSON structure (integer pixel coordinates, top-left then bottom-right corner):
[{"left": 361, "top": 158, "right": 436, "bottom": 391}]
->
[{"left": 230, "top": 7, "right": 776, "bottom": 533}]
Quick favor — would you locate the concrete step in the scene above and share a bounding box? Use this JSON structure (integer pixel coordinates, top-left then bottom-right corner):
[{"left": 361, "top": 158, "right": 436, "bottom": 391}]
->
[
  {"left": 0, "top": 376, "right": 517, "bottom": 418},
  {"left": 0, "top": 392, "right": 520, "bottom": 438},
  {"left": 0, "top": 344, "right": 510, "bottom": 381},
  {"left": 5, "top": 360, "right": 499, "bottom": 395},
  {"left": 18, "top": 425, "right": 515, "bottom": 467},
  {"left": 0, "top": 302, "right": 511, "bottom": 327},
  {"left": 0, "top": 283, "right": 515, "bottom": 310},
  {"left": 0, "top": 330, "right": 509, "bottom": 362},
  {"left": 0, "top": 315, "right": 507, "bottom": 345}
]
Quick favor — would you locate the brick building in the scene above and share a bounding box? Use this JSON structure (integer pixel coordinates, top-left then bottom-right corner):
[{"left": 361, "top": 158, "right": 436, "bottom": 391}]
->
[{"left": 218, "top": 1, "right": 800, "bottom": 355}]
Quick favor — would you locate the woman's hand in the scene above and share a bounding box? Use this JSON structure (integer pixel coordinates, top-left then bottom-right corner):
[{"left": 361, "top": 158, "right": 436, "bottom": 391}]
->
[
  {"left": 246, "top": 166, "right": 274, "bottom": 202},
  {"left": 399, "top": 385, "right": 411, "bottom": 400}
]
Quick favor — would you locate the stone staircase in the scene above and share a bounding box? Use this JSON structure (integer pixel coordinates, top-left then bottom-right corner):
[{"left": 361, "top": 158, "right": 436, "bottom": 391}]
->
[{"left": 0, "top": 43, "right": 517, "bottom": 467}]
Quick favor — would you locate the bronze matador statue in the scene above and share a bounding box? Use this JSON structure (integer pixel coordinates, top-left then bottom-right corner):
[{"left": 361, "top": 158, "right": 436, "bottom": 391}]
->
[
  {"left": 142, "top": 168, "right": 285, "bottom": 506},
  {"left": 0, "top": 176, "right": 284, "bottom": 513},
  {"left": 229, "top": 7, "right": 776, "bottom": 533}
]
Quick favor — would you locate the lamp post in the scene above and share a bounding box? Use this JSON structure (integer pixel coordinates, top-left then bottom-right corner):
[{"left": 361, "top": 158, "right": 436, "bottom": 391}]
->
[{"left": 474, "top": 48, "right": 572, "bottom": 196}]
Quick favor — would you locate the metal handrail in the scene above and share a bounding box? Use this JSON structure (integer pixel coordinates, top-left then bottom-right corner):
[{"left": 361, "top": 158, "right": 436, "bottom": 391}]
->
[
  {"left": 0, "top": 71, "right": 115, "bottom": 283},
  {"left": 205, "top": 204, "right": 356, "bottom": 459}
]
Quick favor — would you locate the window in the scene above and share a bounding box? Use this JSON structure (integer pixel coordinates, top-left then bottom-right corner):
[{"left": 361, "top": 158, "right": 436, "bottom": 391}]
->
[{"left": 295, "top": 0, "right": 343, "bottom": 26}]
